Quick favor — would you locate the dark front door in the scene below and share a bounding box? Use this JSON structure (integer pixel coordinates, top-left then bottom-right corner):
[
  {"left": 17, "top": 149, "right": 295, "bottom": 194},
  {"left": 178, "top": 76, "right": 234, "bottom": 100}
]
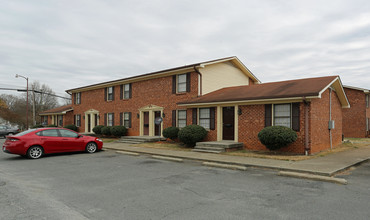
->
[
  {"left": 143, "top": 112, "right": 149, "bottom": 135},
  {"left": 87, "top": 114, "right": 91, "bottom": 133},
  {"left": 222, "top": 107, "right": 235, "bottom": 140},
  {"left": 94, "top": 114, "right": 98, "bottom": 127},
  {"left": 154, "top": 111, "right": 161, "bottom": 136}
]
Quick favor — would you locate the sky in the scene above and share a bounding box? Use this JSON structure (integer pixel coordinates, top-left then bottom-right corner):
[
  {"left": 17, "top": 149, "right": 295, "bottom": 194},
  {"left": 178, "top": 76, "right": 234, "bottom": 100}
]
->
[{"left": 1, "top": 0, "right": 370, "bottom": 100}]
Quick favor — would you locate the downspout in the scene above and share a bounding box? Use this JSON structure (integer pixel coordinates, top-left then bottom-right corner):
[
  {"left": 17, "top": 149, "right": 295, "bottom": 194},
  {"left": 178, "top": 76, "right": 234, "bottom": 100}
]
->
[
  {"left": 194, "top": 66, "right": 202, "bottom": 96},
  {"left": 329, "top": 88, "right": 333, "bottom": 150},
  {"left": 303, "top": 97, "right": 310, "bottom": 155}
]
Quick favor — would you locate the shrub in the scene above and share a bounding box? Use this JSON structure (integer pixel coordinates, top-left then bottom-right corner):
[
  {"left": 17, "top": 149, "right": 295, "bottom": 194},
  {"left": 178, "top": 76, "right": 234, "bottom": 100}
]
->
[
  {"left": 163, "top": 127, "right": 179, "bottom": 141},
  {"left": 258, "top": 126, "right": 298, "bottom": 150},
  {"left": 93, "top": 125, "right": 105, "bottom": 135},
  {"left": 64, "top": 124, "right": 78, "bottom": 132},
  {"left": 31, "top": 124, "right": 44, "bottom": 128},
  {"left": 101, "top": 126, "right": 111, "bottom": 136},
  {"left": 46, "top": 124, "right": 57, "bottom": 127},
  {"left": 178, "top": 125, "right": 208, "bottom": 147},
  {"left": 110, "top": 126, "right": 127, "bottom": 137}
]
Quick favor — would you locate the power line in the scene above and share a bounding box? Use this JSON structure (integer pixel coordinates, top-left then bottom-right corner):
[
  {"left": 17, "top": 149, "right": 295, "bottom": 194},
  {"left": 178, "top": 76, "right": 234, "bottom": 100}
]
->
[{"left": 0, "top": 87, "right": 71, "bottom": 100}]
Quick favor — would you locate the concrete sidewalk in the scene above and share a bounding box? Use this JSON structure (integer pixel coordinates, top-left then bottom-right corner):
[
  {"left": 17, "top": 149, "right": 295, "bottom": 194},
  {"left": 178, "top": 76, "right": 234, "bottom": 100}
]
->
[{"left": 104, "top": 142, "right": 370, "bottom": 177}]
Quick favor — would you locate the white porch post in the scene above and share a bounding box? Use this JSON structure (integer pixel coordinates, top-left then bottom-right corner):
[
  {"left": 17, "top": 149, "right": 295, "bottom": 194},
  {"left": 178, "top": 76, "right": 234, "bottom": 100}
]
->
[{"left": 217, "top": 106, "right": 222, "bottom": 141}]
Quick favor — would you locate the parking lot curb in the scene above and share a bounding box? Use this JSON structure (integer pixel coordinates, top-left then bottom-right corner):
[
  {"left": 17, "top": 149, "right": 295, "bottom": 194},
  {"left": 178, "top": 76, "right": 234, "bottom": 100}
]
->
[
  {"left": 203, "top": 162, "right": 247, "bottom": 171},
  {"left": 116, "top": 151, "right": 140, "bottom": 156},
  {"left": 152, "top": 155, "right": 183, "bottom": 162},
  {"left": 278, "top": 171, "right": 348, "bottom": 185}
]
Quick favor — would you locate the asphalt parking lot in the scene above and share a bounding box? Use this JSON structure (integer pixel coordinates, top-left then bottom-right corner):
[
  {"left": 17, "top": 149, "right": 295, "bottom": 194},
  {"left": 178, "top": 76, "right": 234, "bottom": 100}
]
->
[{"left": 0, "top": 139, "right": 369, "bottom": 220}]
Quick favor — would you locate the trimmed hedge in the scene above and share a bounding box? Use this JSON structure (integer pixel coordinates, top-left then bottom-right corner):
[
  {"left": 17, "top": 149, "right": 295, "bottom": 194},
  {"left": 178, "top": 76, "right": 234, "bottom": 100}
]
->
[
  {"left": 163, "top": 127, "right": 179, "bottom": 141},
  {"left": 110, "top": 126, "right": 127, "bottom": 137},
  {"left": 258, "top": 126, "right": 297, "bottom": 150},
  {"left": 46, "top": 124, "right": 57, "bottom": 127},
  {"left": 64, "top": 124, "right": 78, "bottom": 132},
  {"left": 101, "top": 126, "right": 111, "bottom": 136},
  {"left": 178, "top": 125, "right": 208, "bottom": 147},
  {"left": 93, "top": 125, "right": 105, "bottom": 135},
  {"left": 31, "top": 124, "right": 44, "bottom": 128}
]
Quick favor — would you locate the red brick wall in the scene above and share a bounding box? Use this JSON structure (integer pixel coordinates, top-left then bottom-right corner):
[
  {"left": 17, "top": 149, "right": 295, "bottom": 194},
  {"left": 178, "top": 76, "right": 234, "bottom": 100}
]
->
[
  {"left": 310, "top": 89, "right": 343, "bottom": 154},
  {"left": 367, "top": 96, "right": 370, "bottom": 137},
  {"left": 237, "top": 103, "right": 307, "bottom": 154},
  {"left": 342, "top": 88, "right": 367, "bottom": 138},
  {"left": 72, "top": 72, "right": 198, "bottom": 134}
]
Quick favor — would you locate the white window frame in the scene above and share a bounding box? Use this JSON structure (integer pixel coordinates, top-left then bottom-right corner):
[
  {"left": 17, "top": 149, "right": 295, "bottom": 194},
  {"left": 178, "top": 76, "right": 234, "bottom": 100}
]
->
[
  {"left": 273, "top": 103, "right": 292, "bottom": 128},
  {"left": 199, "top": 108, "right": 210, "bottom": 129},
  {"left": 107, "top": 113, "right": 114, "bottom": 126},
  {"left": 124, "top": 112, "right": 130, "bottom": 128},
  {"left": 123, "top": 84, "right": 130, "bottom": 99},
  {"left": 177, "top": 110, "right": 187, "bottom": 128},
  {"left": 75, "top": 114, "right": 81, "bottom": 127},
  {"left": 75, "top": 92, "right": 81, "bottom": 104},
  {"left": 107, "top": 87, "right": 114, "bottom": 101},
  {"left": 366, "top": 94, "right": 369, "bottom": 108},
  {"left": 177, "top": 74, "right": 187, "bottom": 93}
]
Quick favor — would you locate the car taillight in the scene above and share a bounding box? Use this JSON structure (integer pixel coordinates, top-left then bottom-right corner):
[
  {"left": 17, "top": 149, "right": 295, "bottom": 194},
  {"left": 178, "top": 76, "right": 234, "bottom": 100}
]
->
[{"left": 7, "top": 138, "right": 19, "bottom": 142}]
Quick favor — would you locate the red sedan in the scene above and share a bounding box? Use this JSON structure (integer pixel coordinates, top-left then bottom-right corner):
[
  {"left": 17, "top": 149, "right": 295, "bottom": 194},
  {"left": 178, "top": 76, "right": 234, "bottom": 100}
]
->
[{"left": 2, "top": 128, "right": 103, "bottom": 159}]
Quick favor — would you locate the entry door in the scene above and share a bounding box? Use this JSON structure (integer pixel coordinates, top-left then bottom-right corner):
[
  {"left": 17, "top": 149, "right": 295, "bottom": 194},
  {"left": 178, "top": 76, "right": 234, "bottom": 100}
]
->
[
  {"left": 143, "top": 112, "right": 149, "bottom": 135},
  {"left": 94, "top": 114, "right": 98, "bottom": 127},
  {"left": 87, "top": 114, "right": 91, "bottom": 133},
  {"left": 222, "top": 107, "right": 235, "bottom": 140},
  {"left": 154, "top": 111, "right": 161, "bottom": 136}
]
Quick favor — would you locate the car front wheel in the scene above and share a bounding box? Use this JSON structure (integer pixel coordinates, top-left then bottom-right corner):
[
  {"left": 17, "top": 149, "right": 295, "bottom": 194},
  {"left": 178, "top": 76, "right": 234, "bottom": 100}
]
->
[
  {"left": 86, "top": 142, "right": 97, "bottom": 153},
  {"left": 27, "top": 146, "right": 43, "bottom": 159}
]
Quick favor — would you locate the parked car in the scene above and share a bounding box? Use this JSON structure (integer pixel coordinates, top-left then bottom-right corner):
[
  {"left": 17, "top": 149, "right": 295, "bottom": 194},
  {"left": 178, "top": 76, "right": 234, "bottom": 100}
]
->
[
  {"left": 2, "top": 128, "right": 103, "bottom": 159},
  {"left": 0, "top": 125, "right": 20, "bottom": 138}
]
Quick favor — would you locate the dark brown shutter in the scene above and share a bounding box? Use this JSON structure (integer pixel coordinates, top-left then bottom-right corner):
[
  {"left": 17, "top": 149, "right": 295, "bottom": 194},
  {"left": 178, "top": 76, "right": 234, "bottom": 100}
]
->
[
  {"left": 172, "top": 75, "right": 177, "bottom": 94},
  {"left": 186, "top": 72, "right": 191, "bottom": 92},
  {"left": 112, "top": 113, "right": 115, "bottom": 126},
  {"left": 120, "top": 85, "right": 123, "bottom": 99},
  {"left": 112, "top": 87, "right": 115, "bottom": 101},
  {"left": 192, "top": 108, "right": 197, "bottom": 125},
  {"left": 265, "top": 104, "right": 272, "bottom": 127},
  {"left": 120, "top": 112, "right": 123, "bottom": 126},
  {"left": 73, "top": 93, "right": 76, "bottom": 104},
  {"left": 104, "top": 88, "right": 107, "bottom": 101},
  {"left": 129, "top": 83, "right": 132, "bottom": 98},
  {"left": 172, "top": 110, "right": 176, "bottom": 127},
  {"left": 210, "top": 107, "right": 215, "bottom": 130},
  {"left": 128, "top": 112, "right": 132, "bottom": 128},
  {"left": 74, "top": 115, "right": 76, "bottom": 125},
  {"left": 104, "top": 113, "right": 107, "bottom": 126},
  {"left": 79, "top": 93, "right": 81, "bottom": 104},
  {"left": 292, "top": 103, "right": 300, "bottom": 131}
]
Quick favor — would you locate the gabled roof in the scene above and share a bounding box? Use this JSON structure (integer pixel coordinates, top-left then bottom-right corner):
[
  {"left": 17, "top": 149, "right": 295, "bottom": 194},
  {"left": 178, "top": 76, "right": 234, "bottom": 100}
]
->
[
  {"left": 343, "top": 85, "right": 369, "bottom": 93},
  {"left": 39, "top": 105, "right": 73, "bottom": 115},
  {"left": 178, "top": 76, "right": 350, "bottom": 108},
  {"left": 66, "top": 56, "right": 260, "bottom": 93}
]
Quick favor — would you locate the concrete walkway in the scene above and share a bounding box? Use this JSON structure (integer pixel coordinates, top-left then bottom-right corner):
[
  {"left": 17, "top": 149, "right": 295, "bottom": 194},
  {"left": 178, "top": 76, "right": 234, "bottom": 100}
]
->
[{"left": 103, "top": 142, "right": 370, "bottom": 177}]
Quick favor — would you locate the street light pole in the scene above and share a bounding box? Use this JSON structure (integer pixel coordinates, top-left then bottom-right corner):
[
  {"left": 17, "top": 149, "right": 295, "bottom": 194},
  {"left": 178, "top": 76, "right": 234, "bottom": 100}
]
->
[{"left": 15, "top": 74, "right": 29, "bottom": 130}]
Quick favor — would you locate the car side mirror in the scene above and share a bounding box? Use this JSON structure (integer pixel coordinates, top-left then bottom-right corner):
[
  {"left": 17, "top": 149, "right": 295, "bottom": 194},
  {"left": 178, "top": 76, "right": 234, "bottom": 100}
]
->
[{"left": 77, "top": 134, "right": 82, "bottom": 138}]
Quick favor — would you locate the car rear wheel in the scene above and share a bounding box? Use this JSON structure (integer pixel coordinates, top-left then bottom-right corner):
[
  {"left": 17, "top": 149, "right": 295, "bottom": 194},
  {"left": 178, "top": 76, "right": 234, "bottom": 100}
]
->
[
  {"left": 86, "top": 142, "right": 97, "bottom": 153},
  {"left": 27, "top": 146, "right": 43, "bottom": 159}
]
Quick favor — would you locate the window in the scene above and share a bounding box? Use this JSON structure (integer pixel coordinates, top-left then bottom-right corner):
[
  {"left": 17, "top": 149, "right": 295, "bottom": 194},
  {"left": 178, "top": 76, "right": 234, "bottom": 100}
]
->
[
  {"left": 75, "top": 92, "right": 81, "bottom": 104},
  {"left": 367, "top": 118, "right": 370, "bottom": 131},
  {"left": 59, "top": 129, "right": 78, "bottom": 138},
  {"left": 366, "top": 94, "right": 369, "bottom": 108},
  {"left": 177, "top": 110, "right": 187, "bottom": 128},
  {"left": 177, "top": 74, "right": 187, "bottom": 93},
  {"left": 274, "top": 104, "right": 291, "bottom": 128},
  {"left": 42, "top": 116, "right": 48, "bottom": 125},
  {"left": 107, "top": 113, "right": 114, "bottom": 126},
  {"left": 124, "top": 112, "right": 130, "bottom": 128},
  {"left": 41, "top": 129, "right": 59, "bottom": 137},
  {"left": 107, "top": 87, "right": 114, "bottom": 101},
  {"left": 124, "top": 84, "right": 130, "bottom": 99},
  {"left": 75, "top": 114, "right": 81, "bottom": 127},
  {"left": 57, "top": 115, "right": 63, "bottom": 127},
  {"left": 199, "top": 108, "right": 210, "bottom": 129}
]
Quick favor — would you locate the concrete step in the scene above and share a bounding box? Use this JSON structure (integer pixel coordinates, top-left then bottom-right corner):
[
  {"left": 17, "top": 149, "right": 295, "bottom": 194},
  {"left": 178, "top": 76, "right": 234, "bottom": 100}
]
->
[
  {"left": 119, "top": 136, "right": 166, "bottom": 143},
  {"left": 196, "top": 141, "right": 243, "bottom": 149},
  {"left": 116, "top": 140, "right": 144, "bottom": 144},
  {"left": 193, "top": 146, "right": 226, "bottom": 152},
  {"left": 192, "top": 148, "right": 222, "bottom": 154}
]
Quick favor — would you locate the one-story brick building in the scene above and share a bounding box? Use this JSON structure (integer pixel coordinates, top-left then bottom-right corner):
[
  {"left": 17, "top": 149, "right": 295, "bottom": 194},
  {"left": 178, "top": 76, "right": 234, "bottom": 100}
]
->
[
  {"left": 342, "top": 86, "right": 370, "bottom": 138},
  {"left": 40, "top": 56, "right": 352, "bottom": 155}
]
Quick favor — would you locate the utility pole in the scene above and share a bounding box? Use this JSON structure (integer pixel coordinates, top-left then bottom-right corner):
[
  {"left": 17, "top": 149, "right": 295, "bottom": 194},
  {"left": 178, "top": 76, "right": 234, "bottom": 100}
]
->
[
  {"left": 15, "top": 74, "right": 29, "bottom": 130},
  {"left": 33, "top": 89, "right": 36, "bottom": 126}
]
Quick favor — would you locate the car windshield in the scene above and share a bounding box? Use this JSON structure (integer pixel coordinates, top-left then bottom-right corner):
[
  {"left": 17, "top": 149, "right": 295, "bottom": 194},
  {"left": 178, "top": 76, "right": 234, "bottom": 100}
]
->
[{"left": 14, "top": 129, "right": 37, "bottom": 136}]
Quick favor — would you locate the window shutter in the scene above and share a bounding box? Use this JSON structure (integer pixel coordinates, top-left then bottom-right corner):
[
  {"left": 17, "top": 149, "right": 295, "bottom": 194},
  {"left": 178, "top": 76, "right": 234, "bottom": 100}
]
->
[
  {"left": 79, "top": 93, "right": 81, "bottom": 104},
  {"left": 186, "top": 72, "right": 191, "bottom": 92},
  {"left": 210, "top": 107, "right": 215, "bottom": 130},
  {"left": 292, "top": 103, "right": 300, "bottom": 131},
  {"left": 104, "top": 88, "right": 107, "bottom": 101},
  {"left": 265, "top": 104, "right": 272, "bottom": 127},
  {"left": 73, "top": 93, "right": 76, "bottom": 104},
  {"left": 129, "top": 83, "right": 132, "bottom": 98},
  {"left": 104, "top": 113, "right": 107, "bottom": 126},
  {"left": 112, "top": 113, "right": 115, "bottom": 126},
  {"left": 74, "top": 115, "right": 76, "bottom": 125},
  {"left": 120, "top": 112, "right": 123, "bottom": 126},
  {"left": 172, "top": 75, "right": 177, "bottom": 94},
  {"left": 120, "top": 85, "right": 123, "bottom": 100},
  {"left": 192, "top": 108, "right": 197, "bottom": 124},
  {"left": 112, "top": 87, "right": 115, "bottom": 101},
  {"left": 172, "top": 110, "right": 176, "bottom": 127},
  {"left": 128, "top": 112, "right": 132, "bottom": 128}
]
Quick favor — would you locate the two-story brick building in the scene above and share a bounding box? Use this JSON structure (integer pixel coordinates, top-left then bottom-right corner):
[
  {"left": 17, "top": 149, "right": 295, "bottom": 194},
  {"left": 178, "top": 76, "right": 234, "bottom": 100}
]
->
[
  {"left": 41, "top": 56, "right": 351, "bottom": 155},
  {"left": 343, "top": 86, "right": 370, "bottom": 138}
]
